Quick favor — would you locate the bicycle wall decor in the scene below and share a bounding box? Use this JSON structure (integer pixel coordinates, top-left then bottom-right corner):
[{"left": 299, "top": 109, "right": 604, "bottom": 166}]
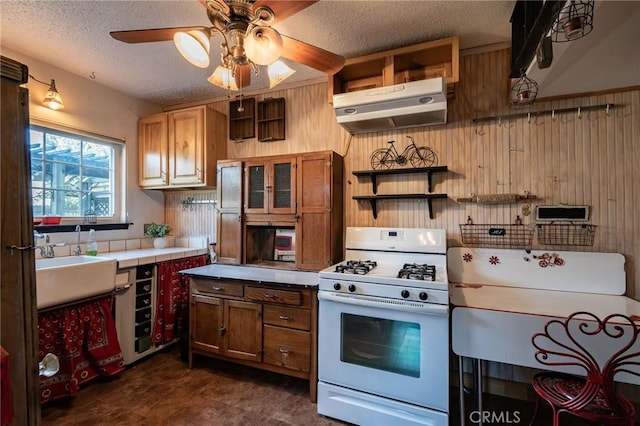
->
[{"left": 369, "top": 136, "right": 438, "bottom": 170}]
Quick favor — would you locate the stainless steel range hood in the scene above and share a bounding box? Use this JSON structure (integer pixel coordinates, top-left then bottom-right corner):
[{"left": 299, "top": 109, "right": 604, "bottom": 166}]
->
[{"left": 333, "top": 78, "right": 447, "bottom": 134}]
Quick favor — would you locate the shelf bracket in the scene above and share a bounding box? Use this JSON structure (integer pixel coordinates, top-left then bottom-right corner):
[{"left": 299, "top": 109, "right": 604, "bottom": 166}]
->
[{"left": 368, "top": 199, "right": 379, "bottom": 219}]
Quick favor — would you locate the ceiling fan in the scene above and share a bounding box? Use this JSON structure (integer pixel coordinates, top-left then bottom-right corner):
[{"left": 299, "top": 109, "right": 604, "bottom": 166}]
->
[{"left": 110, "top": 0, "right": 345, "bottom": 91}]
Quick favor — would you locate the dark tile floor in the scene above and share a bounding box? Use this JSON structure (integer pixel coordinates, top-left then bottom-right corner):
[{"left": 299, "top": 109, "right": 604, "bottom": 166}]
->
[{"left": 40, "top": 345, "right": 616, "bottom": 425}]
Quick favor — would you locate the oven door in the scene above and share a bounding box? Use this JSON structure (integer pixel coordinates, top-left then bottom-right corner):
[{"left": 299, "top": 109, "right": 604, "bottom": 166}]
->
[{"left": 318, "top": 291, "right": 449, "bottom": 412}]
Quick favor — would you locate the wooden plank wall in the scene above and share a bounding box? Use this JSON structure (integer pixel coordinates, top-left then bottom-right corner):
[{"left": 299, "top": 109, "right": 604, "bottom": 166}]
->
[
  {"left": 202, "top": 47, "right": 639, "bottom": 299},
  {"left": 164, "top": 189, "right": 217, "bottom": 243}
]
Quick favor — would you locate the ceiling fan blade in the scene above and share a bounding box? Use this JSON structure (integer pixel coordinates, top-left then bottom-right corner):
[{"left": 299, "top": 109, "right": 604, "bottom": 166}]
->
[
  {"left": 235, "top": 64, "right": 252, "bottom": 88},
  {"left": 280, "top": 35, "right": 345, "bottom": 75},
  {"left": 254, "top": 1, "right": 317, "bottom": 23},
  {"left": 110, "top": 27, "right": 208, "bottom": 44}
]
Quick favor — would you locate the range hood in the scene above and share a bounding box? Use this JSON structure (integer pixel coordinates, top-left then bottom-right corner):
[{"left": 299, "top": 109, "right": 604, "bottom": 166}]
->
[{"left": 333, "top": 78, "right": 447, "bottom": 134}]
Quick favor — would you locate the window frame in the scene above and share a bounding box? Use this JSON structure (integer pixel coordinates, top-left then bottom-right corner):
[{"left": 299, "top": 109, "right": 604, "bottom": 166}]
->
[{"left": 29, "top": 122, "right": 126, "bottom": 224}]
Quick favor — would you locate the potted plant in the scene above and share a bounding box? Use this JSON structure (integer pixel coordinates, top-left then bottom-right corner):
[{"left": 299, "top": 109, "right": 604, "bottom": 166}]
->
[{"left": 145, "top": 222, "right": 171, "bottom": 249}]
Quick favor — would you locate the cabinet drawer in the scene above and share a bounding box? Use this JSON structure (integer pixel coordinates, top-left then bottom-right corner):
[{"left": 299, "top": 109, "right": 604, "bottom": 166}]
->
[
  {"left": 136, "top": 294, "right": 152, "bottom": 309},
  {"left": 135, "top": 307, "right": 152, "bottom": 323},
  {"left": 263, "top": 325, "right": 310, "bottom": 373},
  {"left": 245, "top": 287, "right": 301, "bottom": 306},
  {"left": 192, "top": 278, "right": 243, "bottom": 298},
  {"left": 263, "top": 305, "right": 310, "bottom": 330}
]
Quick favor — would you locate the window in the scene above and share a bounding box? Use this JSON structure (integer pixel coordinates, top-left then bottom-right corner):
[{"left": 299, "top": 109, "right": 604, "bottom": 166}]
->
[{"left": 29, "top": 125, "right": 124, "bottom": 221}]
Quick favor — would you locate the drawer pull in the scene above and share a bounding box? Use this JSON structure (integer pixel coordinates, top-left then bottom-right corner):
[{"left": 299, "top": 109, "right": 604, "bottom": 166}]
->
[
  {"left": 278, "top": 315, "right": 292, "bottom": 321},
  {"left": 278, "top": 347, "right": 293, "bottom": 354},
  {"left": 142, "top": 284, "right": 151, "bottom": 292},
  {"left": 211, "top": 286, "right": 224, "bottom": 291},
  {"left": 264, "top": 294, "right": 277, "bottom": 299}
]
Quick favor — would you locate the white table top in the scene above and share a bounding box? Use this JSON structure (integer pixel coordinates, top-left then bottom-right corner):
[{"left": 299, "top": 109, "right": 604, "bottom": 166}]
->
[
  {"left": 450, "top": 283, "right": 640, "bottom": 320},
  {"left": 450, "top": 284, "right": 640, "bottom": 385},
  {"left": 180, "top": 263, "right": 319, "bottom": 288}
]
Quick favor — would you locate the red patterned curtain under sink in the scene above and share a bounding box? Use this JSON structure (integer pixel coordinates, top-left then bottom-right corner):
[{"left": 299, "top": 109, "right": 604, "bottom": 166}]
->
[
  {"left": 38, "top": 296, "right": 124, "bottom": 403},
  {"left": 152, "top": 255, "right": 209, "bottom": 344}
]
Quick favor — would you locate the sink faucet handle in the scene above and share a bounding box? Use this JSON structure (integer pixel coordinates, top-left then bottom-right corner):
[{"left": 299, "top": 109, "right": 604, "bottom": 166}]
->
[{"left": 75, "top": 224, "right": 81, "bottom": 232}]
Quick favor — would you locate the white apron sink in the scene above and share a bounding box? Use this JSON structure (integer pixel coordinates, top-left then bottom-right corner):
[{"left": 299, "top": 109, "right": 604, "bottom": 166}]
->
[{"left": 36, "top": 256, "right": 117, "bottom": 309}]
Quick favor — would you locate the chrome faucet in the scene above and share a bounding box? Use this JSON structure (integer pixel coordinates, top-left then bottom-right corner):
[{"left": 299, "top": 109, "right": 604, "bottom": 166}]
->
[
  {"left": 73, "top": 225, "right": 82, "bottom": 256},
  {"left": 34, "top": 231, "right": 56, "bottom": 258}
]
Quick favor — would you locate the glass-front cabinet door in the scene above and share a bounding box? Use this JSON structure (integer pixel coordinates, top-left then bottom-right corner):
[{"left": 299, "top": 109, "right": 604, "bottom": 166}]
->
[{"left": 244, "top": 157, "right": 296, "bottom": 215}]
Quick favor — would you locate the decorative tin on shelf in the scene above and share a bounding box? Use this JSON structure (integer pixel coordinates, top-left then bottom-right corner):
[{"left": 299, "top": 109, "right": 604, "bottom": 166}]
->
[{"left": 459, "top": 223, "right": 534, "bottom": 249}]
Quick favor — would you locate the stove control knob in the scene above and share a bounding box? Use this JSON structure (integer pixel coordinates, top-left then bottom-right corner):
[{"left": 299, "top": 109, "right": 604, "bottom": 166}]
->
[
  {"left": 401, "top": 290, "right": 410, "bottom": 299},
  {"left": 348, "top": 284, "right": 356, "bottom": 293},
  {"left": 333, "top": 283, "right": 341, "bottom": 290},
  {"left": 419, "top": 292, "right": 429, "bottom": 301}
]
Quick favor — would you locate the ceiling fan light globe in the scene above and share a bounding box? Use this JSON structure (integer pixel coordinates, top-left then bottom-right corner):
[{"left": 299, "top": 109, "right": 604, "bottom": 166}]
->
[
  {"left": 268, "top": 60, "right": 295, "bottom": 88},
  {"left": 244, "top": 27, "right": 282, "bottom": 65},
  {"left": 208, "top": 66, "right": 239, "bottom": 91},
  {"left": 174, "top": 30, "right": 210, "bottom": 68}
]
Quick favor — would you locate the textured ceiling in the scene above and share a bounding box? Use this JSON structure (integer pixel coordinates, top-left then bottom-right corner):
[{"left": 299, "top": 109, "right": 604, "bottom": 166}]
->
[{"left": 0, "top": 0, "right": 514, "bottom": 107}]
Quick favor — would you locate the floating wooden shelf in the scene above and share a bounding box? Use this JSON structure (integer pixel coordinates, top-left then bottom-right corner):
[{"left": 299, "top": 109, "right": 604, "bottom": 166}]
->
[
  {"left": 353, "top": 166, "right": 448, "bottom": 194},
  {"left": 257, "top": 97, "right": 285, "bottom": 142},
  {"left": 229, "top": 97, "right": 255, "bottom": 140},
  {"left": 353, "top": 194, "right": 447, "bottom": 219}
]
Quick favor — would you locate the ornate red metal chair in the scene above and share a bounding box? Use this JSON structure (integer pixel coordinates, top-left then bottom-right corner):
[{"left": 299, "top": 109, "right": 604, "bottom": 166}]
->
[{"left": 531, "top": 311, "right": 639, "bottom": 425}]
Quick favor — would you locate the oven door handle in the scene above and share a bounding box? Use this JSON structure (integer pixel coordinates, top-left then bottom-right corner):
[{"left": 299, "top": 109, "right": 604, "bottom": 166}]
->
[{"left": 318, "top": 291, "right": 448, "bottom": 316}]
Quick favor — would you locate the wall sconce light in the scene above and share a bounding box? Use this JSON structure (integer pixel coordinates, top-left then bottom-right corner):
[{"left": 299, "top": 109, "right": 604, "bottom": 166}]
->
[
  {"left": 29, "top": 74, "right": 64, "bottom": 110},
  {"left": 551, "top": 0, "right": 594, "bottom": 42}
]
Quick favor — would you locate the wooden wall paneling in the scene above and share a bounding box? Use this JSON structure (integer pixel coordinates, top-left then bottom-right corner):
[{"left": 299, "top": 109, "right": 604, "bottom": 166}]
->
[
  {"left": 164, "top": 189, "right": 217, "bottom": 244},
  {"left": 199, "top": 47, "right": 637, "bottom": 298}
]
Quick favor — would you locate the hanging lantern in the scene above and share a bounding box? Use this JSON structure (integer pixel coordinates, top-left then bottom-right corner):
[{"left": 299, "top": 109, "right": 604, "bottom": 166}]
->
[
  {"left": 551, "top": 0, "right": 594, "bottom": 42},
  {"left": 510, "top": 70, "right": 539, "bottom": 108}
]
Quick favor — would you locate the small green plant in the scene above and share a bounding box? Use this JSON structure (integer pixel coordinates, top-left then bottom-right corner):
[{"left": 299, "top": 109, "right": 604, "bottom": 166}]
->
[{"left": 145, "top": 222, "right": 171, "bottom": 238}]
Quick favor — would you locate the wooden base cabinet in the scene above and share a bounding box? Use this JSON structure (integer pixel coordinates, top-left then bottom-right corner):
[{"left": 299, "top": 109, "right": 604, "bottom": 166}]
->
[
  {"left": 190, "top": 294, "right": 262, "bottom": 362},
  {"left": 188, "top": 278, "right": 318, "bottom": 401}
]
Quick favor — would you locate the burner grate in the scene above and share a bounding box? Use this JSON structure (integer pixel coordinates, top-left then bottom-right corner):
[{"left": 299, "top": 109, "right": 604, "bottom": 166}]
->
[
  {"left": 335, "top": 260, "right": 377, "bottom": 275},
  {"left": 397, "top": 263, "right": 436, "bottom": 281}
]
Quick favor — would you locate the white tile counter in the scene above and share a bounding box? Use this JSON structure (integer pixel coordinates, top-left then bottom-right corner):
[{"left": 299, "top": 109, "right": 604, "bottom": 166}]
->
[
  {"left": 101, "top": 247, "right": 209, "bottom": 269},
  {"left": 180, "top": 263, "right": 319, "bottom": 288}
]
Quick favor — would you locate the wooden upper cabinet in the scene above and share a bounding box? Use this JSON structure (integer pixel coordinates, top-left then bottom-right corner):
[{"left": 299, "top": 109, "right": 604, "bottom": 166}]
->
[
  {"left": 244, "top": 156, "right": 297, "bottom": 215},
  {"left": 216, "top": 160, "right": 243, "bottom": 265},
  {"left": 138, "top": 113, "right": 168, "bottom": 187},
  {"left": 328, "top": 36, "right": 460, "bottom": 103},
  {"left": 138, "top": 105, "right": 227, "bottom": 189}
]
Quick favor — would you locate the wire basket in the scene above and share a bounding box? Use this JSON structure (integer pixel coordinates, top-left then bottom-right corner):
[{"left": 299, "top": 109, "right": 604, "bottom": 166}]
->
[
  {"left": 536, "top": 224, "right": 597, "bottom": 246},
  {"left": 459, "top": 224, "right": 534, "bottom": 249}
]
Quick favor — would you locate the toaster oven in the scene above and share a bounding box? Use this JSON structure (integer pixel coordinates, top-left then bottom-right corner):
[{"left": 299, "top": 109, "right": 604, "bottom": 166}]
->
[{"left": 274, "top": 229, "right": 295, "bottom": 261}]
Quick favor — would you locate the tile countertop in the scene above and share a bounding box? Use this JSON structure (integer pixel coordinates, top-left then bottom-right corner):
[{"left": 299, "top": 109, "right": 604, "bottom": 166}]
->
[
  {"left": 180, "top": 263, "right": 319, "bottom": 288},
  {"left": 100, "top": 247, "right": 209, "bottom": 269}
]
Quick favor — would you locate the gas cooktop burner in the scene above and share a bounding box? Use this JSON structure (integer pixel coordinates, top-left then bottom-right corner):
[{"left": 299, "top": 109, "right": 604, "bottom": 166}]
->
[
  {"left": 397, "top": 263, "right": 436, "bottom": 281},
  {"left": 335, "top": 260, "right": 377, "bottom": 275}
]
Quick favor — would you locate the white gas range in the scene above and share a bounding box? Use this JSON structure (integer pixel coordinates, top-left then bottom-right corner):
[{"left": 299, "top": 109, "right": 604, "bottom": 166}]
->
[{"left": 317, "top": 227, "right": 449, "bottom": 426}]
